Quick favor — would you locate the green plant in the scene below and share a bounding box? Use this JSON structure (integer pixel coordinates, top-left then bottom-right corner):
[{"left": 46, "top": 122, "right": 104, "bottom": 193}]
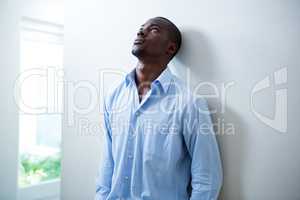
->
[{"left": 19, "top": 153, "right": 61, "bottom": 187}]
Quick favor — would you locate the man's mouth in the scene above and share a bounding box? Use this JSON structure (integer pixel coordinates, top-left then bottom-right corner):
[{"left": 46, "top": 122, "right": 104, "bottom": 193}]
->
[{"left": 134, "top": 38, "right": 144, "bottom": 45}]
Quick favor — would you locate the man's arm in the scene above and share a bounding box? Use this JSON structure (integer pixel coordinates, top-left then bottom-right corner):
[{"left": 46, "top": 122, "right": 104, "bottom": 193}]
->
[
  {"left": 183, "top": 97, "right": 223, "bottom": 200},
  {"left": 95, "top": 99, "right": 114, "bottom": 200}
]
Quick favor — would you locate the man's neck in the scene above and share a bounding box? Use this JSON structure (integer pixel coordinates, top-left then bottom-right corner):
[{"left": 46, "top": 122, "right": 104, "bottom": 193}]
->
[
  {"left": 135, "top": 62, "right": 166, "bottom": 86},
  {"left": 134, "top": 61, "right": 167, "bottom": 102}
]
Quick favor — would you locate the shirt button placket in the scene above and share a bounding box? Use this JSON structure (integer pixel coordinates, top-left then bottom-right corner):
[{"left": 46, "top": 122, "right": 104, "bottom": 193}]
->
[{"left": 123, "top": 109, "right": 140, "bottom": 193}]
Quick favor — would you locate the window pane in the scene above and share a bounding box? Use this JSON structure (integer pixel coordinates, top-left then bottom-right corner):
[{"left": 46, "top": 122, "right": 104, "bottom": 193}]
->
[{"left": 18, "top": 19, "right": 63, "bottom": 188}]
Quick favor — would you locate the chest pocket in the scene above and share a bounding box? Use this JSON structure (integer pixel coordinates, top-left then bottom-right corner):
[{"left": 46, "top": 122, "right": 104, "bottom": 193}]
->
[
  {"left": 110, "top": 106, "right": 132, "bottom": 135},
  {"left": 141, "top": 112, "right": 182, "bottom": 165}
]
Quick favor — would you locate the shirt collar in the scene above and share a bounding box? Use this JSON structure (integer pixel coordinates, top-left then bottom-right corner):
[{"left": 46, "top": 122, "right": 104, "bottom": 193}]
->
[
  {"left": 125, "top": 67, "right": 173, "bottom": 94},
  {"left": 125, "top": 68, "right": 136, "bottom": 87}
]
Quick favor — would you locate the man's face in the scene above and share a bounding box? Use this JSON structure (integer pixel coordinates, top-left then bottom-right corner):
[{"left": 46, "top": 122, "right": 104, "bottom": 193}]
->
[{"left": 131, "top": 18, "right": 172, "bottom": 60}]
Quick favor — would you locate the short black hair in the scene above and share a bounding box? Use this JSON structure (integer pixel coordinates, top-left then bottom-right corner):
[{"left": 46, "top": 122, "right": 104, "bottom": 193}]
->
[{"left": 154, "top": 17, "right": 182, "bottom": 58}]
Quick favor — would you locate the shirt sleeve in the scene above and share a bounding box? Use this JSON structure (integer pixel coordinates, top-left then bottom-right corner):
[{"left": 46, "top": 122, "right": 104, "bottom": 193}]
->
[
  {"left": 182, "top": 97, "right": 223, "bottom": 200},
  {"left": 95, "top": 98, "right": 114, "bottom": 200}
]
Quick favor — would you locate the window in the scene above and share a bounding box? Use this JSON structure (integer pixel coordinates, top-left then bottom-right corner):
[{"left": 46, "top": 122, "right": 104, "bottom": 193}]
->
[{"left": 18, "top": 17, "right": 63, "bottom": 199}]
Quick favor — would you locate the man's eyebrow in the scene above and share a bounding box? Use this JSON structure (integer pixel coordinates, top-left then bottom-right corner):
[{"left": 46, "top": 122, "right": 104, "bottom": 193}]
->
[
  {"left": 140, "top": 23, "right": 161, "bottom": 28},
  {"left": 149, "top": 23, "right": 161, "bottom": 27}
]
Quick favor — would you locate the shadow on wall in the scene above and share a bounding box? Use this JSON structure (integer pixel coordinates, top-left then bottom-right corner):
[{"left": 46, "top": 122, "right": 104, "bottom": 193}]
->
[
  {"left": 172, "top": 28, "right": 248, "bottom": 200},
  {"left": 171, "top": 28, "right": 216, "bottom": 82}
]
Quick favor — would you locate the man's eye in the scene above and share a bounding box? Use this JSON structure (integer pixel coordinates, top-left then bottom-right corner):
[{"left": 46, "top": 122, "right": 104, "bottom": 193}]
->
[{"left": 151, "top": 28, "right": 159, "bottom": 32}]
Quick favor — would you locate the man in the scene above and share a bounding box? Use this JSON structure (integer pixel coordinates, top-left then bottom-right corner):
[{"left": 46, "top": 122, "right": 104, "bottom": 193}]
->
[{"left": 96, "top": 17, "right": 222, "bottom": 200}]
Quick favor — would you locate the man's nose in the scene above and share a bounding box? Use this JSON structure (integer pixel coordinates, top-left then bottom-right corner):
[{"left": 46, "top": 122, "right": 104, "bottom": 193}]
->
[{"left": 137, "top": 28, "right": 145, "bottom": 37}]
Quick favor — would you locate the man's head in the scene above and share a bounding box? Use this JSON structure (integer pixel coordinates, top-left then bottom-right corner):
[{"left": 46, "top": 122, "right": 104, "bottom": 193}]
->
[{"left": 132, "top": 17, "right": 181, "bottom": 64}]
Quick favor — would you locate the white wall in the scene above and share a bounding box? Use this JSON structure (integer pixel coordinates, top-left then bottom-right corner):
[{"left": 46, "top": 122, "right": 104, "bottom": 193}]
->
[
  {"left": 63, "top": 0, "right": 300, "bottom": 199},
  {"left": 0, "top": 0, "right": 20, "bottom": 198}
]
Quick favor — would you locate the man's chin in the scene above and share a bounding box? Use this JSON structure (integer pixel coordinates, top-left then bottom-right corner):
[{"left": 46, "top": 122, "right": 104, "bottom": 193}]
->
[{"left": 131, "top": 48, "right": 144, "bottom": 58}]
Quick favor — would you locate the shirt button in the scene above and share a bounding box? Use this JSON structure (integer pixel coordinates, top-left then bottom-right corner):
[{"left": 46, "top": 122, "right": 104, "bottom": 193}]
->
[
  {"left": 135, "top": 111, "right": 140, "bottom": 117},
  {"left": 128, "top": 154, "right": 133, "bottom": 159},
  {"left": 124, "top": 176, "right": 129, "bottom": 180},
  {"left": 129, "top": 132, "right": 135, "bottom": 139}
]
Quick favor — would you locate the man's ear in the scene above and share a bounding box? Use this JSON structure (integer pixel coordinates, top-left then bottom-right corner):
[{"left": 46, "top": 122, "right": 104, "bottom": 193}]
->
[{"left": 166, "top": 42, "right": 177, "bottom": 56}]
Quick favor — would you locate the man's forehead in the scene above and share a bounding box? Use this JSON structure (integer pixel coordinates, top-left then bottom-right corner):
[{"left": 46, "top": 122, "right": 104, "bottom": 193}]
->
[{"left": 142, "top": 18, "right": 169, "bottom": 27}]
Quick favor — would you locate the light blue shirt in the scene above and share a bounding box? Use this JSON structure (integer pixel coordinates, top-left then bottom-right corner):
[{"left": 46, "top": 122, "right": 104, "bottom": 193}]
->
[{"left": 96, "top": 67, "right": 222, "bottom": 200}]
